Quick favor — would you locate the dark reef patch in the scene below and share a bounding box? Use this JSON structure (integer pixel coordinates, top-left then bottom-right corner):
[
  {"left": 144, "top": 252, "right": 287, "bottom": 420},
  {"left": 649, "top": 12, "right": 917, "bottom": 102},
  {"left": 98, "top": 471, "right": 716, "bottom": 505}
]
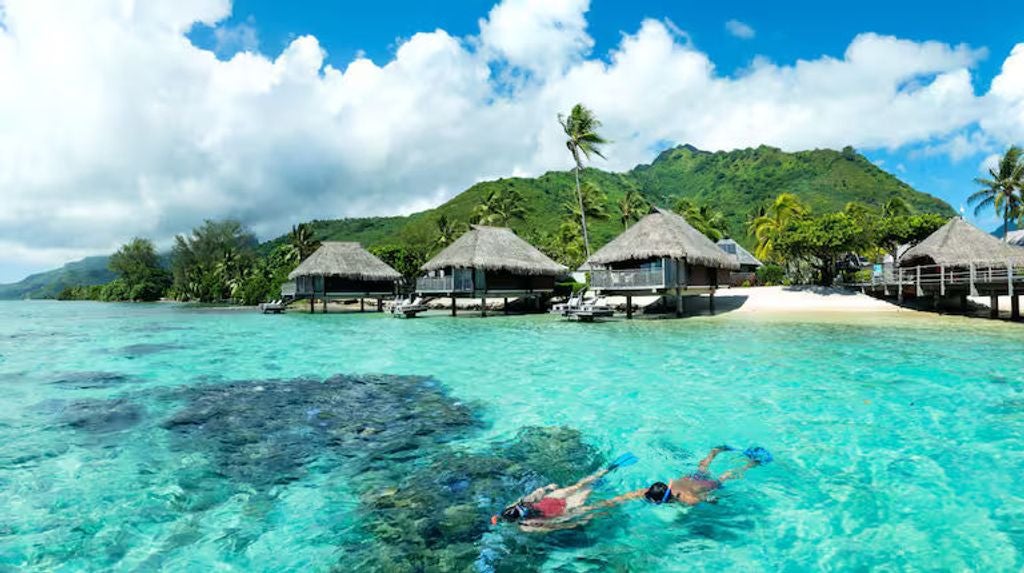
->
[
  {"left": 60, "top": 398, "right": 144, "bottom": 433},
  {"left": 120, "top": 343, "right": 183, "bottom": 357},
  {"left": 155, "top": 374, "right": 607, "bottom": 571},
  {"left": 47, "top": 371, "right": 134, "bottom": 389}
]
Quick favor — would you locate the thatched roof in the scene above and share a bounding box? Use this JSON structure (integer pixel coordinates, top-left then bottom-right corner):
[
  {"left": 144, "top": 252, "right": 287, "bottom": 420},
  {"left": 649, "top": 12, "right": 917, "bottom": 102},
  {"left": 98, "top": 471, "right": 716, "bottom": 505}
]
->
[
  {"left": 586, "top": 208, "right": 740, "bottom": 270},
  {"left": 288, "top": 242, "right": 401, "bottom": 281},
  {"left": 900, "top": 217, "right": 1024, "bottom": 267},
  {"left": 421, "top": 225, "right": 567, "bottom": 276},
  {"left": 717, "top": 238, "right": 763, "bottom": 268}
]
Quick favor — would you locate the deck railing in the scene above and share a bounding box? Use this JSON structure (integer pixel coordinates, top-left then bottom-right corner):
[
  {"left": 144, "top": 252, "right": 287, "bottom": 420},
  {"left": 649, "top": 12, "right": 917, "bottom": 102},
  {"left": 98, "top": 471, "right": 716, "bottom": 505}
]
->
[
  {"left": 590, "top": 268, "right": 667, "bottom": 290},
  {"left": 416, "top": 273, "right": 473, "bottom": 293},
  {"left": 852, "top": 261, "right": 1024, "bottom": 298}
]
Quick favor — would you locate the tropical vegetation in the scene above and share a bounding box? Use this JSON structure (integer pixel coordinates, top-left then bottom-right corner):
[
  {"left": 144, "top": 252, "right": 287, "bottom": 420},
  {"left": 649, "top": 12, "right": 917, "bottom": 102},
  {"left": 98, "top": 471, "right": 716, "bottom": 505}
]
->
[{"left": 969, "top": 145, "right": 1024, "bottom": 240}]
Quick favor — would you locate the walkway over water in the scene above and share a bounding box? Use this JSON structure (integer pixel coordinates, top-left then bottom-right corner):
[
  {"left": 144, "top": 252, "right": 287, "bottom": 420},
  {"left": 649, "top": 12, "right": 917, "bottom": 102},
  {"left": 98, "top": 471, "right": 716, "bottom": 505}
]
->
[{"left": 852, "top": 262, "right": 1024, "bottom": 319}]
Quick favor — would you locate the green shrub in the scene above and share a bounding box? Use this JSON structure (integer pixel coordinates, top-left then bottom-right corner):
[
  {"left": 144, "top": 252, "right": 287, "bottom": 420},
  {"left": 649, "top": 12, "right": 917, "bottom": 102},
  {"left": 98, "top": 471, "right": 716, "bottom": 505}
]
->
[{"left": 756, "top": 264, "right": 785, "bottom": 286}]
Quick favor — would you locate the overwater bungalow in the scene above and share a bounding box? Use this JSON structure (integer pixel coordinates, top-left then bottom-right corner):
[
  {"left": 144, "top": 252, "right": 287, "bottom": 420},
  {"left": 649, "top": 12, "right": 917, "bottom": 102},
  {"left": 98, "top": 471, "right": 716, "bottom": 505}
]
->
[
  {"left": 893, "top": 217, "right": 1024, "bottom": 316},
  {"left": 585, "top": 208, "right": 740, "bottom": 317},
  {"left": 417, "top": 225, "right": 567, "bottom": 316},
  {"left": 717, "top": 238, "right": 763, "bottom": 285},
  {"left": 288, "top": 242, "right": 401, "bottom": 313}
]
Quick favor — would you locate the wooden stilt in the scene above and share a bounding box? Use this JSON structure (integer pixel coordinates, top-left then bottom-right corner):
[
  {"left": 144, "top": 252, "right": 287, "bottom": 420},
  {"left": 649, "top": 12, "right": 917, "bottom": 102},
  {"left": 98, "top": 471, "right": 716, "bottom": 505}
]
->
[
  {"left": 504, "top": 297, "right": 509, "bottom": 315},
  {"left": 1012, "top": 295, "right": 1020, "bottom": 321},
  {"left": 897, "top": 268, "right": 904, "bottom": 303},
  {"left": 990, "top": 294, "right": 999, "bottom": 319},
  {"left": 377, "top": 298, "right": 383, "bottom": 312},
  {"left": 481, "top": 297, "right": 487, "bottom": 318},
  {"left": 626, "top": 295, "right": 633, "bottom": 319},
  {"left": 360, "top": 298, "right": 365, "bottom": 313},
  {"left": 322, "top": 296, "right": 327, "bottom": 314},
  {"left": 310, "top": 296, "right": 314, "bottom": 314},
  {"left": 675, "top": 288, "right": 682, "bottom": 317},
  {"left": 709, "top": 290, "right": 716, "bottom": 314},
  {"left": 960, "top": 294, "right": 968, "bottom": 312},
  {"left": 451, "top": 296, "right": 457, "bottom": 317}
]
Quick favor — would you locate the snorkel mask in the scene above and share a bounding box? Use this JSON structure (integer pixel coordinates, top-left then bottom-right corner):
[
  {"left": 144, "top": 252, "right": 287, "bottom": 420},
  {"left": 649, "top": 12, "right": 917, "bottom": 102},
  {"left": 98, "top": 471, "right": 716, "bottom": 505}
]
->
[{"left": 491, "top": 503, "right": 529, "bottom": 525}]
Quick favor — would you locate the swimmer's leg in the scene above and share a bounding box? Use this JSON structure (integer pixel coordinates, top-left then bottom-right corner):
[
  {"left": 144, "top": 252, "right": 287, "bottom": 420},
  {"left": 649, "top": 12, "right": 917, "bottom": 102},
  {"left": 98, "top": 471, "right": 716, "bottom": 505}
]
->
[
  {"left": 697, "top": 445, "right": 732, "bottom": 473},
  {"left": 718, "top": 460, "right": 758, "bottom": 483}
]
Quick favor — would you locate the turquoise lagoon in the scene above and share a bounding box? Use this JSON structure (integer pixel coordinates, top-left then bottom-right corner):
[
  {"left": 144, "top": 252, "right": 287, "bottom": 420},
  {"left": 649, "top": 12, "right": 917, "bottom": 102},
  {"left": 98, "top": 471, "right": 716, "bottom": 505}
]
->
[{"left": 0, "top": 301, "right": 1022, "bottom": 571}]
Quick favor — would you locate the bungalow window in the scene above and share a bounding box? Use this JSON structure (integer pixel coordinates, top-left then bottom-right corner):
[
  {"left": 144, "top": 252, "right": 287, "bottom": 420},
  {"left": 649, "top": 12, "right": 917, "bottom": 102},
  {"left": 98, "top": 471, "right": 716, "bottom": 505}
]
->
[{"left": 639, "top": 259, "right": 663, "bottom": 272}]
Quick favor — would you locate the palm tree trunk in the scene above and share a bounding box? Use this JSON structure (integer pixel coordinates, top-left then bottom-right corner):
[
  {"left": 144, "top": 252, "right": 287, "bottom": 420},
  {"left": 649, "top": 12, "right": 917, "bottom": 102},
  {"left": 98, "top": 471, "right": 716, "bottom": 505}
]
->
[
  {"left": 1004, "top": 212, "right": 1009, "bottom": 242},
  {"left": 575, "top": 165, "right": 591, "bottom": 260}
]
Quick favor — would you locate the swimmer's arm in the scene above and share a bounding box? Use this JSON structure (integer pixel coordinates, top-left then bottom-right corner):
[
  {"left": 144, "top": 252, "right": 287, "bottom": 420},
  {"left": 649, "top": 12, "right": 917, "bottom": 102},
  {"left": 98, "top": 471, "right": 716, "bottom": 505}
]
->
[
  {"left": 575, "top": 488, "right": 646, "bottom": 512},
  {"left": 522, "top": 484, "right": 559, "bottom": 502}
]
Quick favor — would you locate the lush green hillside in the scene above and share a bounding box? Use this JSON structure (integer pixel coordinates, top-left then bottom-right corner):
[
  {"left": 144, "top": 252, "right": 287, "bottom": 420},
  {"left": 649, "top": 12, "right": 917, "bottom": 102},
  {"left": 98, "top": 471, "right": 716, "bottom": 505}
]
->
[
  {"left": 1, "top": 145, "right": 956, "bottom": 298},
  {"left": 0, "top": 256, "right": 115, "bottom": 299},
  {"left": 289, "top": 145, "right": 955, "bottom": 252}
]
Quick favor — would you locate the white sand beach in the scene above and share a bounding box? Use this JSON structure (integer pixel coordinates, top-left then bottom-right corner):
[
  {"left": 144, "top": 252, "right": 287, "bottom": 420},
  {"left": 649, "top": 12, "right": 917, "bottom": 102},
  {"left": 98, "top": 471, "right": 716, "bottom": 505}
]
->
[{"left": 712, "top": 286, "right": 905, "bottom": 314}]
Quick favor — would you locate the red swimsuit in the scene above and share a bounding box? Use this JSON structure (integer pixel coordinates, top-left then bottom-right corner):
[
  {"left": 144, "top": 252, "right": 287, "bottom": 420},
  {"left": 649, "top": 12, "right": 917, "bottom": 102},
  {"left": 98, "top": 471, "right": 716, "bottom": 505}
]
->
[{"left": 532, "top": 497, "right": 567, "bottom": 518}]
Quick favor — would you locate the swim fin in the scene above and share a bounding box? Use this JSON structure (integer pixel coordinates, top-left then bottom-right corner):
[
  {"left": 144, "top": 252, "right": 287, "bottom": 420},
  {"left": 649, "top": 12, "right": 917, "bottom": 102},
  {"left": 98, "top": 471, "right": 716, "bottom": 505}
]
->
[
  {"left": 742, "top": 446, "right": 773, "bottom": 465},
  {"left": 606, "top": 452, "right": 639, "bottom": 471}
]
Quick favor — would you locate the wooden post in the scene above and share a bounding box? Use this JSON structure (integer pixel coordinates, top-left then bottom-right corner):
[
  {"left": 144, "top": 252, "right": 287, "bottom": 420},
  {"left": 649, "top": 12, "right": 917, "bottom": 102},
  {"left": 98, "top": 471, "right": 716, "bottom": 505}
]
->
[
  {"left": 503, "top": 297, "right": 509, "bottom": 315},
  {"left": 310, "top": 296, "right": 314, "bottom": 314},
  {"left": 322, "top": 296, "right": 327, "bottom": 314},
  {"left": 377, "top": 298, "right": 383, "bottom": 312},
  {"left": 1008, "top": 261, "right": 1014, "bottom": 298},
  {"left": 481, "top": 297, "right": 487, "bottom": 317},
  {"left": 990, "top": 294, "right": 999, "bottom": 319},
  {"left": 626, "top": 295, "right": 633, "bottom": 319},
  {"left": 675, "top": 288, "right": 683, "bottom": 317},
  {"left": 1012, "top": 296, "right": 1020, "bottom": 321},
  {"left": 897, "top": 268, "right": 903, "bottom": 303},
  {"left": 360, "top": 298, "right": 365, "bottom": 313},
  {"left": 709, "top": 289, "right": 716, "bottom": 314},
  {"left": 915, "top": 266, "right": 922, "bottom": 297},
  {"left": 939, "top": 265, "right": 945, "bottom": 296},
  {"left": 960, "top": 294, "right": 968, "bottom": 312},
  {"left": 451, "top": 296, "right": 457, "bottom": 317},
  {"left": 970, "top": 263, "right": 978, "bottom": 297}
]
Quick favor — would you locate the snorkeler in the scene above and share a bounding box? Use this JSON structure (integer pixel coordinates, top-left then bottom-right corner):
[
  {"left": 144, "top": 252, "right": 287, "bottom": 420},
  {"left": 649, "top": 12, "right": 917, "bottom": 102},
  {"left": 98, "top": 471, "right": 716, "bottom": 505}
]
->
[
  {"left": 587, "top": 445, "right": 772, "bottom": 510},
  {"left": 492, "top": 452, "right": 638, "bottom": 532}
]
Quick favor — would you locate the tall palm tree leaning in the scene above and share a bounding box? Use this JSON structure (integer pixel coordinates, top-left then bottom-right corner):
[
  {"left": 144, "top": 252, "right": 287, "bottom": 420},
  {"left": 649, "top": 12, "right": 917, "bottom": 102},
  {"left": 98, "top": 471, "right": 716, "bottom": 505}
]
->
[
  {"left": 559, "top": 103, "right": 608, "bottom": 260},
  {"left": 969, "top": 145, "right": 1024, "bottom": 240}
]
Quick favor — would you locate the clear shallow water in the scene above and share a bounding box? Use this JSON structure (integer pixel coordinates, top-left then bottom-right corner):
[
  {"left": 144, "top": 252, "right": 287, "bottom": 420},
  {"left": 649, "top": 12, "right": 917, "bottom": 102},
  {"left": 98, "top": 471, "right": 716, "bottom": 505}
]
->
[{"left": 0, "top": 301, "right": 1022, "bottom": 571}]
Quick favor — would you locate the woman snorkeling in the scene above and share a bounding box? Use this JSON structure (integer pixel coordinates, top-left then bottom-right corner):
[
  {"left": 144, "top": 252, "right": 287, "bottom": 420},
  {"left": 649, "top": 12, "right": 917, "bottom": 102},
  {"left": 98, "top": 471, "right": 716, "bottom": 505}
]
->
[
  {"left": 492, "top": 452, "right": 638, "bottom": 532},
  {"left": 584, "top": 445, "right": 772, "bottom": 511}
]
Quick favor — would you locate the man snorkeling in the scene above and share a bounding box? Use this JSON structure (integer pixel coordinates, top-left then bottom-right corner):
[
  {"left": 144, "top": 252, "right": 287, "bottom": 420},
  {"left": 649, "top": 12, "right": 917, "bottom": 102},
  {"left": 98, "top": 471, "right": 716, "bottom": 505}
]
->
[
  {"left": 491, "top": 452, "right": 638, "bottom": 532},
  {"left": 588, "top": 445, "right": 772, "bottom": 510}
]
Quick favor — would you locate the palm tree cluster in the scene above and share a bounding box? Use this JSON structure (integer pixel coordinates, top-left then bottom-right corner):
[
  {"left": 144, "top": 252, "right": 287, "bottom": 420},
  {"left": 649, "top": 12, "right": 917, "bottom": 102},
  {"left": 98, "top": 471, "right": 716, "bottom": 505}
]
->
[
  {"left": 748, "top": 193, "right": 809, "bottom": 261},
  {"left": 472, "top": 188, "right": 526, "bottom": 227},
  {"left": 968, "top": 145, "right": 1024, "bottom": 240},
  {"left": 672, "top": 198, "right": 729, "bottom": 241}
]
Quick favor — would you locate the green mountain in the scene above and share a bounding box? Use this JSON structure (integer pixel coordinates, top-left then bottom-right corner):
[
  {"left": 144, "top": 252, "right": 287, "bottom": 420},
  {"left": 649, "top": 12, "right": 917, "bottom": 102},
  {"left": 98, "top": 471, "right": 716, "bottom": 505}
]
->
[
  {"left": 0, "top": 256, "right": 115, "bottom": 300},
  {"left": 287, "top": 144, "right": 954, "bottom": 252},
  {"left": 1, "top": 145, "right": 955, "bottom": 299}
]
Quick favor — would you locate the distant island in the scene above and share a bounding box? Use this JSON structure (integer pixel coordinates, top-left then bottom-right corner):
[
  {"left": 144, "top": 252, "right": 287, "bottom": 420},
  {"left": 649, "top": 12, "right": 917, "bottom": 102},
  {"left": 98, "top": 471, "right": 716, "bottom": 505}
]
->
[{"left": 0, "top": 144, "right": 953, "bottom": 300}]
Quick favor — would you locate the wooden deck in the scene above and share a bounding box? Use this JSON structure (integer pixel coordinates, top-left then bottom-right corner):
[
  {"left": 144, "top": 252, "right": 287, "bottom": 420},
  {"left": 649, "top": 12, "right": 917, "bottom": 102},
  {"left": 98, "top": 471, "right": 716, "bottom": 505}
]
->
[{"left": 852, "top": 262, "right": 1024, "bottom": 319}]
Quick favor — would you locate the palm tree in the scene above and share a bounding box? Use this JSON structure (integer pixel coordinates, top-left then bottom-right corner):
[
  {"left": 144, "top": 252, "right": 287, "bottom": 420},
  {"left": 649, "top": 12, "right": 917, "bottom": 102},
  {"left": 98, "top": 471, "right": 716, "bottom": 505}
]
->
[
  {"left": 286, "top": 223, "right": 320, "bottom": 264},
  {"left": 559, "top": 103, "right": 608, "bottom": 259},
  {"left": 672, "top": 198, "right": 728, "bottom": 241},
  {"left": 881, "top": 197, "right": 912, "bottom": 218},
  {"left": 562, "top": 181, "right": 610, "bottom": 223},
  {"left": 750, "top": 193, "right": 809, "bottom": 261},
  {"left": 618, "top": 189, "right": 649, "bottom": 229},
  {"left": 435, "top": 214, "right": 461, "bottom": 248},
  {"left": 969, "top": 146, "right": 1024, "bottom": 240},
  {"left": 472, "top": 188, "right": 526, "bottom": 227}
]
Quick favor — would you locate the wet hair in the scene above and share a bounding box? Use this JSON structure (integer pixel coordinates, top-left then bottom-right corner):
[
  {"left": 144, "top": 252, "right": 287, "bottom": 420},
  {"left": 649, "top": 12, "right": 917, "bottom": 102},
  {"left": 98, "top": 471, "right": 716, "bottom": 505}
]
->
[
  {"left": 500, "top": 503, "right": 535, "bottom": 522},
  {"left": 644, "top": 482, "right": 671, "bottom": 504}
]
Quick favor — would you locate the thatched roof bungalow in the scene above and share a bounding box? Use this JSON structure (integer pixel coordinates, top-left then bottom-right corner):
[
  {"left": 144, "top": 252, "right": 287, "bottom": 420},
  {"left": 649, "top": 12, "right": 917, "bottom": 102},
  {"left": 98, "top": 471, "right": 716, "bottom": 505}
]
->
[
  {"left": 417, "top": 225, "right": 566, "bottom": 302},
  {"left": 899, "top": 217, "right": 1024, "bottom": 268},
  {"left": 585, "top": 208, "right": 738, "bottom": 300},
  {"left": 717, "top": 238, "right": 762, "bottom": 271},
  {"left": 289, "top": 242, "right": 400, "bottom": 301}
]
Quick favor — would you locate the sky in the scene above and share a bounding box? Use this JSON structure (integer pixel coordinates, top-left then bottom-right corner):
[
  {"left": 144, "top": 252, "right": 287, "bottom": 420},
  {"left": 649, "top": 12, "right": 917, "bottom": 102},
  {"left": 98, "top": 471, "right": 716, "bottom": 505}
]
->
[{"left": 1, "top": 0, "right": 1023, "bottom": 283}]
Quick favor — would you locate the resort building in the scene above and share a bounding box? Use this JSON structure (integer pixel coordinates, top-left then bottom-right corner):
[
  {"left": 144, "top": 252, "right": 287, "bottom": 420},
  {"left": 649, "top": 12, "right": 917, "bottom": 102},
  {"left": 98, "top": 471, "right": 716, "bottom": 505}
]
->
[
  {"left": 288, "top": 242, "right": 401, "bottom": 313},
  {"left": 717, "top": 238, "right": 763, "bottom": 285},
  {"left": 417, "top": 225, "right": 567, "bottom": 315},
  {"left": 585, "top": 208, "right": 740, "bottom": 317},
  {"left": 893, "top": 217, "right": 1024, "bottom": 317}
]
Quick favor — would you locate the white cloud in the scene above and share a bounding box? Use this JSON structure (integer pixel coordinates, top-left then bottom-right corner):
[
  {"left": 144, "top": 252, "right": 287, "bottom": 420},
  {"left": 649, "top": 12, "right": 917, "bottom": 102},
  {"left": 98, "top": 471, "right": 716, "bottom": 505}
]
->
[
  {"left": 0, "top": 0, "right": 1021, "bottom": 281},
  {"left": 725, "top": 19, "right": 755, "bottom": 40},
  {"left": 213, "top": 16, "right": 259, "bottom": 55}
]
